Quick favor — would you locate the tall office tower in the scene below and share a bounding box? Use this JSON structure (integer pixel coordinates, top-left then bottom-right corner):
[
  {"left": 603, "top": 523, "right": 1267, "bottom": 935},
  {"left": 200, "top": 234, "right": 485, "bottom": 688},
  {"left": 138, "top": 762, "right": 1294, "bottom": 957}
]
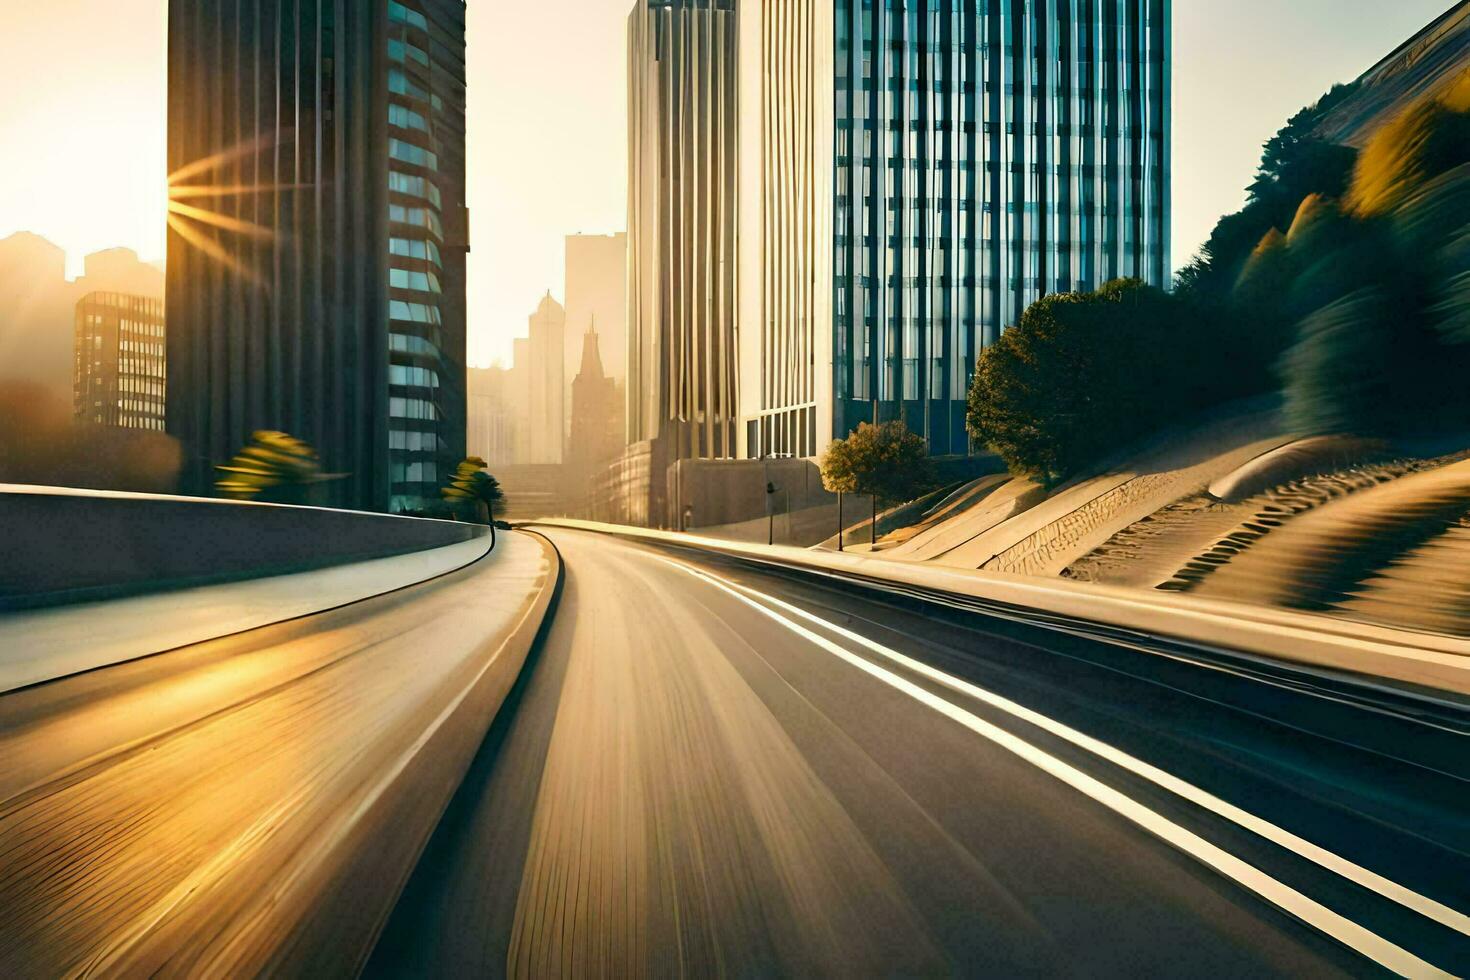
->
[
  {"left": 166, "top": 0, "right": 469, "bottom": 511},
  {"left": 564, "top": 232, "right": 629, "bottom": 388},
  {"left": 740, "top": 0, "right": 1171, "bottom": 459},
  {"left": 510, "top": 336, "right": 532, "bottom": 463},
  {"left": 626, "top": 0, "right": 740, "bottom": 463},
  {"left": 524, "top": 293, "right": 566, "bottom": 464},
  {"left": 73, "top": 292, "right": 168, "bottom": 431}
]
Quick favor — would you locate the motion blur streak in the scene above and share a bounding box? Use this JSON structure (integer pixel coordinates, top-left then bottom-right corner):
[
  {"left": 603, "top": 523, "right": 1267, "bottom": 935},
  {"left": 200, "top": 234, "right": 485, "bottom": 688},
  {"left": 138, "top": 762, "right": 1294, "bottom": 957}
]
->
[
  {"left": 0, "top": 534, "right": 551, "bottom": 976},
  {"left": 706, "top": 563, "right": 1470, "bottom": 940},
  {"left": 370, "top": 529, "right": 1459, "bottom": 977},
  {"left": 664, "top": 557, "right": 1451, "bottom": 978}
]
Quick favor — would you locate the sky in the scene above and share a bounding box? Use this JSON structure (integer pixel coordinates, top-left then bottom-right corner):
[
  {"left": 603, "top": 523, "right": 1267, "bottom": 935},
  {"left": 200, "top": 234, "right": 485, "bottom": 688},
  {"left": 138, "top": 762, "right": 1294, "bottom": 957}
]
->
[{"left": 0, "top": 0, "right": 1454, "bottom": 367}]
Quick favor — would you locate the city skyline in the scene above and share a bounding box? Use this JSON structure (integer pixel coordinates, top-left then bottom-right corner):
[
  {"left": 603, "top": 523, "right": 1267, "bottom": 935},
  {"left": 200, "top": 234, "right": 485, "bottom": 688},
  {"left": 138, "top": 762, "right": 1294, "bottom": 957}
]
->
[
  {"left": 0, "top": 0, "right": 1454, "bottom": 370},
  {"left": 0, "top": 4, "right": 1467, "bottom": 975}
]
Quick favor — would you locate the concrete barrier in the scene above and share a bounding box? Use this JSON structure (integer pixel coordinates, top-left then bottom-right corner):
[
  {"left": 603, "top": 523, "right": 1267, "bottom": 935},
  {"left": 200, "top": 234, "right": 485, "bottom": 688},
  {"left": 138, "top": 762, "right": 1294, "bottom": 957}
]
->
[
  {"left": 533, "top": 518, "right": 1470, "bottom": 698},
  {"left": 0, "top": 484, "right": 487, "bottom": 610}
]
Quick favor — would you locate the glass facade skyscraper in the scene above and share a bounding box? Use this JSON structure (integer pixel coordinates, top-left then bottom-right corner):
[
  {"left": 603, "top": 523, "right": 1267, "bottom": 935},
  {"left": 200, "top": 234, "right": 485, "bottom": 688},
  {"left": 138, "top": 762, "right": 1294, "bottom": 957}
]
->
[
  {"left": 385, "top": 1, "right": 469, "bottom": 512},
  {"left": 627, "top": 0, "right": 740, "bottom": 463},
  {"left": 166, "top": 1, "right": 468, "bottom": 511},
  {"left": 741, "top": 0, "right": 1170, "bottom": 459}
]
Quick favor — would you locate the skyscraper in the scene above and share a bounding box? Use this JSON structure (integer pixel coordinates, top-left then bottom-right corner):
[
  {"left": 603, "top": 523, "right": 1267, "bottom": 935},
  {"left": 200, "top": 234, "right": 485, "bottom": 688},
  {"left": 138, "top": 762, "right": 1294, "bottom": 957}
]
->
[
  {"left": 165, "top": 0, "right": 469, "bottom": 511},
  {"left": 1312, "top": 1, "right": 1469, "bottom": 147},
  {"left": 524, "top": 292, "right": 566, "bottom": 465},
  {"left": 75, "top": 249, "right": 165, "bottom": 300},
  {"left": 626, "top": 0, "right": 740, "bottom": 463},
  {"left": 739, "top": 0, "right": 1171, "bottom": 459},
  {"left": 73, "top": 292, "right": 167, "bottom": 431}
]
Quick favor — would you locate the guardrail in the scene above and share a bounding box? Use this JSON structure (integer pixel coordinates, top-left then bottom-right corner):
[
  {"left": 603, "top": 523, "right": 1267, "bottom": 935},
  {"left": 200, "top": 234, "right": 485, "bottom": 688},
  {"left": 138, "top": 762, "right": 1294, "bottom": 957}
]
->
[{"left": 0, "top": 484, "right": 487, "bottom": 611}]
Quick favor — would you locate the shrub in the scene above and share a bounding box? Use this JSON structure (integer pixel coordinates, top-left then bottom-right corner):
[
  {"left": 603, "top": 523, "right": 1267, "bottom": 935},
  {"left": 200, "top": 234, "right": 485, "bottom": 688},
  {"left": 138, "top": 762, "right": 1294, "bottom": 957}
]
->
[{"left": 215, "top": 430, "right": 340, "bottom": 503}]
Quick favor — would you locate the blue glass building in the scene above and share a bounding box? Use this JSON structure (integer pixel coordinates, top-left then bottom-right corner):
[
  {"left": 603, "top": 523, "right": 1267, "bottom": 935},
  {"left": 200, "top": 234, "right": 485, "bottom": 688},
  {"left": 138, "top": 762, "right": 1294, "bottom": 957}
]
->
[{"left": 740, "top": 0, "right": 1171, "bottom": 459}]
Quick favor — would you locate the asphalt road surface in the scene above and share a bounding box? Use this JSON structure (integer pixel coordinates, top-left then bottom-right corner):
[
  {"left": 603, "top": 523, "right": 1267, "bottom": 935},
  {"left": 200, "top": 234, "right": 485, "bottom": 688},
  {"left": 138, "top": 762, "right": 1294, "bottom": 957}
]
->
[
  {"left": 368, "top": 528, "right": 1470, "bottom": 977},
  {"left": 0, "top": 535, "right": 550, "bottom": 977}
]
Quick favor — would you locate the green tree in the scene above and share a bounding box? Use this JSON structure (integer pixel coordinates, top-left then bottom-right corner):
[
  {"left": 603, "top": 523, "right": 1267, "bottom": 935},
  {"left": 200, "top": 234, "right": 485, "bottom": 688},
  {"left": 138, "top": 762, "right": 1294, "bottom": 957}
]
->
[
  {"left": 966, "top": 279, "right": 1222, "bottom": 483},
  {"left": 442, "top": 456, "right": 506, "bottom": 543},
  {"left": 1177, "top": 82, "right": 1361, "bottom": 300},
  {"left": 820, "top": 421, "right": 935, "bottom": 545},
  {"left": 215, "top": 430, "right": 340, "bottom": 503}
]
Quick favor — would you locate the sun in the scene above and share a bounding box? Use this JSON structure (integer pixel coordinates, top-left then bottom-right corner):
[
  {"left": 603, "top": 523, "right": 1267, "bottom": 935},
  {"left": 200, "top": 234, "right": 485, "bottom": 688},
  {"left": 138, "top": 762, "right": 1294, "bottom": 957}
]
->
[{"left": 165, "top": 131, "right": 304, "bottom": 287}]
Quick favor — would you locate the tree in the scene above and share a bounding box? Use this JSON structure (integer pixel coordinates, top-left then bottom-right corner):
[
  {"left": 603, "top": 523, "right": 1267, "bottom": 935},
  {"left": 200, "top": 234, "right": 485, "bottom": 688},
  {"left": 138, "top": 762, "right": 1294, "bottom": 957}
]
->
[
  {"left": 820, "top": 421, "right": 934, "bottom": 545},
  {"left": 215, "top": 430, "right": 340, "bottom": 503},
  {"left": 966, "top": 279, "right": 1224, "bottom": 484},
  {"left": 1276, "top": 77, "right": 1470, "bottom": 436},
  {"left": 1177, "top": 82, "right": 1361, "bottom": 301},
  {"left": 442, "top": 456, "right": 506, "bottom": 544}
]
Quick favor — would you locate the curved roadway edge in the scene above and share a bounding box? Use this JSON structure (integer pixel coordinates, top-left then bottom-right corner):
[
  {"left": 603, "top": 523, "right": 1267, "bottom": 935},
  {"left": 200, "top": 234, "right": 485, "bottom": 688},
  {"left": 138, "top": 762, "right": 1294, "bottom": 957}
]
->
[
  {"left": 0, "top": 535, "right": 493, "bottom": 694},
  {"left": 528, "top": 519, "right": 1470, "bottom": 699},
  {"left": 255, "top": 531, "right": 565, "bottom": 977},
  {"left": 0, "top": 530, "right": 562, "bottom": 976}
]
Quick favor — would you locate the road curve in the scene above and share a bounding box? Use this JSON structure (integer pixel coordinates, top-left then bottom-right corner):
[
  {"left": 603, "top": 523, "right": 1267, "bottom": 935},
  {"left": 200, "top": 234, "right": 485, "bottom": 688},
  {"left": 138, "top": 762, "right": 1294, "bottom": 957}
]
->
[
  {"left": 371, "top": 529, "right": 1470, "bottom": 976},
  {"left": 0, "top": 532, "right": 554, "bottom": 977}
]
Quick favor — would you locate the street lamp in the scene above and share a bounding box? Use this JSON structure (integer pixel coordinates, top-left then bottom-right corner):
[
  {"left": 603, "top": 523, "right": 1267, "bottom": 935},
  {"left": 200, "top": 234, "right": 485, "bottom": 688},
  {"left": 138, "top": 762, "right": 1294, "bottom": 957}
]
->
[
  {"left": 760, "top": 452, "right": 792, "bottom": 547},
  {"left": 765, "top": 480, "right": 777, "bottom": 545}
]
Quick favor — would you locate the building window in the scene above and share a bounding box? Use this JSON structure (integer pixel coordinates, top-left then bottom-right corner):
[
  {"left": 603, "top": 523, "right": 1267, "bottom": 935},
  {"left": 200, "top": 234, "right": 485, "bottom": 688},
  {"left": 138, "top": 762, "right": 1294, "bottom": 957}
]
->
[{"left": 388, "top": 139, "right": 438, "bottom": 172}]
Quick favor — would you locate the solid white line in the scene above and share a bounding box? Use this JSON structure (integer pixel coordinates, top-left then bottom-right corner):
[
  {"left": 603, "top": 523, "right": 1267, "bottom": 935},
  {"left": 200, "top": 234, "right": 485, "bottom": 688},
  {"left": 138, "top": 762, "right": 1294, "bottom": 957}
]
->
[
  {"left": 656, "top": 556, "right": 1453, "bottom": 979},
  {"left": 717, "top": 574, "right": 1470, "bottom": 941}
]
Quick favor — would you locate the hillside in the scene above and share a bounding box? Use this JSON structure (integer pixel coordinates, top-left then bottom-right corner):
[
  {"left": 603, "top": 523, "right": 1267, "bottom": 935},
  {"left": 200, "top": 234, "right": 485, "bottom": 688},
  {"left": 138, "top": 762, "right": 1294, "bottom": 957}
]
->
[{"left": 840, "top": 400, "right": 1470, "bottom": 637}]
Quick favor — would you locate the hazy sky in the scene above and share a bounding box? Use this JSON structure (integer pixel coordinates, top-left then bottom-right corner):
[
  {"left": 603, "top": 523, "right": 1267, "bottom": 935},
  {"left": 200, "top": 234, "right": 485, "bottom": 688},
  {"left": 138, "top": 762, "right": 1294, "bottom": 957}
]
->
[{"left": 0, "top": 1, "right": 1453, "bottom": 367}]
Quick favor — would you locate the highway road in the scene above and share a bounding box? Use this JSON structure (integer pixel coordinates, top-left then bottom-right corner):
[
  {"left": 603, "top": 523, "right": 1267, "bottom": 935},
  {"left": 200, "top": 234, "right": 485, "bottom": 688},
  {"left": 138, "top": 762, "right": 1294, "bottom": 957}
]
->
[
  {"left": 1, "top": 526, "right": 1465, "bottom": 975},
  {"left": 368, "top": 528, "right": 1470, "bottom": 977}
]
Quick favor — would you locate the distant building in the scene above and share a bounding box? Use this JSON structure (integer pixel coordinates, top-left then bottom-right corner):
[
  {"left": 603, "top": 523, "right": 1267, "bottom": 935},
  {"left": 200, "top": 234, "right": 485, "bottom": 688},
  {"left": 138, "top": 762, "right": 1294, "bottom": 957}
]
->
[
  {"left": 166, "top": 0, "right": 469, "bottom": 512},
  {"left": 510, "top": 336, "right": 532, "bottom": 462},
  {"left": 737, "top": 0, "right": 1172, "bottom": 459},
  {"left": 1313, "top": 1, "right": 1470, "bottom": 147},
  {"left": 523, "top": 293, "right": 566, "bottom": 464},
  {"left": 466, "top": 366, "right": 517, "bottom": 467},
  {"left": 0, "top": 232, "right": 72, "bottom": 399},
  {"left": 73, "top": 292, "right": 167, "bottom": 431},
  {"left": 565, "top": 232, "right": 627, "bottom": 400},
  {"left": 75, "top": 248, "right": 165, "bottom": 299},
  {"left": 568, "top": 326, "right": 621, "bottom": 476}
]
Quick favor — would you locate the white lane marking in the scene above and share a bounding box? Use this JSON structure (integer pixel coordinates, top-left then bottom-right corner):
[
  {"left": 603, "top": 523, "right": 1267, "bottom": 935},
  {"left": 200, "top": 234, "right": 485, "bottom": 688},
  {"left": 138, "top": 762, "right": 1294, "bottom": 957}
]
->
[
  {"left": 655, "top": 556, "right": 1454, "bottom": 979},
  {"left": 715, "top": 573, "right": 1470, "bottom": 941}
]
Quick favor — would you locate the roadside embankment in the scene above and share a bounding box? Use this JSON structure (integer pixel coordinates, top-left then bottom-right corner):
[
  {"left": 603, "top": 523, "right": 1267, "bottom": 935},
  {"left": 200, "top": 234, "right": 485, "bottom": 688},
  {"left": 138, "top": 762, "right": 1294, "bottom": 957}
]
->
[{"left": 530, "top": 519, "right": 1470, "bottom": 698}]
